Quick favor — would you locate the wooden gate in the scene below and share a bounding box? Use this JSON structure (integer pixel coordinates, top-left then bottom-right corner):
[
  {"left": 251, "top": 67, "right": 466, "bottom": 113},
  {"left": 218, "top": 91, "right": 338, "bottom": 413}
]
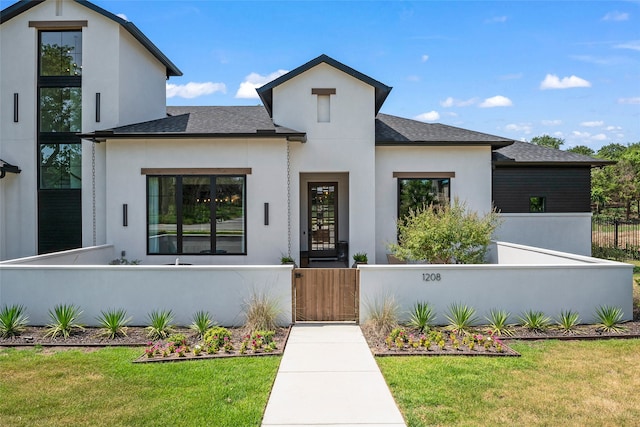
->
[{"left": 293, "top": 268, "right": 359, "bottom": 322}]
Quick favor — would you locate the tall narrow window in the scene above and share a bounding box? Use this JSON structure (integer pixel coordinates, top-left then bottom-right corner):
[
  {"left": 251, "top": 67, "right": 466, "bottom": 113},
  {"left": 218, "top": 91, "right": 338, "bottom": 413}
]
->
[{"left": 37, "top": 30, "right": 83, "bottom": 254}]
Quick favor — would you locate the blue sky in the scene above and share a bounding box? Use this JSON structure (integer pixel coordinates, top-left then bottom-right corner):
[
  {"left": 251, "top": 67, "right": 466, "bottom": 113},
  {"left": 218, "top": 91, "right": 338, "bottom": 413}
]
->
[{"left": 29, "top": 1, "right": 640, "bottom": 149}]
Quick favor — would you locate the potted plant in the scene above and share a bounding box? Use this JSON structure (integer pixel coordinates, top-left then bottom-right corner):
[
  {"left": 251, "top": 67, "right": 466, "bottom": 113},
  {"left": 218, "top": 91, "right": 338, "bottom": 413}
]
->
[
  {"left": 280, "top": 255, "right": 297, "bottom": 267},
  {"left": 352, "top": 252, "right": 368, "bottom": 268}
]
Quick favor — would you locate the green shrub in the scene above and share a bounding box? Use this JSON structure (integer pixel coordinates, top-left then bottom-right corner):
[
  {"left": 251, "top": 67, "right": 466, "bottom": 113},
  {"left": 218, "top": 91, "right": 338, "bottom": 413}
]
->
[
  {"left": 0, "top": 304, "right": 29, "bottom": 338},
  {"left": 44, "top": 304, "right": 84, "bottom": 339},
  {"left": 407, "top": 301, "right": 436, "bottom": 333},
  {"left": 484, "top": 308, "right": 513, "bottom": 336},
  {"left": 518, "top": 310, "right": 552, "bottom": 333},
  {"left": 445, "top": 303, "right": 478, "bottom": 335},
  {"left": 96, "top": 308, "right": 131, "bottom": 339},
  {"left": 167, "top": 333, "right": 188, "bottom": 346},
  {"left": 145, "top": 309, "right": 175, "bottom": 340},
  {"left": 389, "top": 199, "right": 501, "bottom": 264},
  {"left": 204, "top": 326, "right": 232, "bottom": 348}
]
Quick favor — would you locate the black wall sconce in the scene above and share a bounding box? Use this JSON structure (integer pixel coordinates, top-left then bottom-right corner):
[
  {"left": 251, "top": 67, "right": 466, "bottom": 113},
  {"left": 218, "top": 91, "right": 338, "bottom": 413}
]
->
[
  {"left": 122, "top": 204, "right": 128, "bottom": 227},
  {"left": 13, "top": 93, "right": 18, "bottom": 122},
  {"left": 95, "top": 93, "right": 101, "bottom": 122},
  {"left": 264, "top": 202, "right": 269, "bottom": 226}
]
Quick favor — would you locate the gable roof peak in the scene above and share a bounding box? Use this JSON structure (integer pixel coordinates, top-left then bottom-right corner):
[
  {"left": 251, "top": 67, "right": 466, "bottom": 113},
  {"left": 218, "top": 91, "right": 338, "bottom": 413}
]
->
[{"left": 256, "top": 54, "right": 392, "bottom": 117}]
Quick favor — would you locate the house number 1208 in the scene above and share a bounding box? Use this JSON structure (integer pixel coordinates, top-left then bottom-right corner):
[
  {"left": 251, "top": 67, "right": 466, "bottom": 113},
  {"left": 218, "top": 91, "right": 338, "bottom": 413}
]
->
[{"left": 423, "top": 273, "right": 442, "bottom": 282}]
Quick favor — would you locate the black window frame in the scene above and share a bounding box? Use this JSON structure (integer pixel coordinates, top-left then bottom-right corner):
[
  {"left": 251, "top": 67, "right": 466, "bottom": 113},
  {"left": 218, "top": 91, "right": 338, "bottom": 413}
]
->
[
  {"left": 397, "top": 177, "right": 451, "bottom": 220},
  {"left": 146, "top": 174, "right": 248, "bottom": 256}
]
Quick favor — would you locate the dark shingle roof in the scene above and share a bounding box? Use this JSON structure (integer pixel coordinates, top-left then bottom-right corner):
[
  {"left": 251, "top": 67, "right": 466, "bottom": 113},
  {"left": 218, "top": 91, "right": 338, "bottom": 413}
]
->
[
  {"left": 375, "top": 113, "right": 515, "bottom": 148},
  {"left": 82, "top": 106, "right": 306, "bottom": 140},
  {"left": 1, "top": 0, "right": 182, "bottom": 77},
  {"left": 257, "top": 54, "right": 392, "bottom": 117},
  {"left": 493, "top": 141, "right": 614, "bottom": 166}
]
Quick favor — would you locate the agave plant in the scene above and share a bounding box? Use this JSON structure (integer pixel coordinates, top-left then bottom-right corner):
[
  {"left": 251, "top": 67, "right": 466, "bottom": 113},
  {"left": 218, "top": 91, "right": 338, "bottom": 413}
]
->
[
  {"left": 556, "top": 309, "right": 580, "bottom": 334},
  {"left": 44, "top": 304, "right": 85, "bottom": 339},
  {"left": 0, "top": 304, "right": 29, "bottom": 338},
  {"left": 484, "top": 308, "right": 513, "bottom": 336},
  {"left": 518, "top": 310, "right": 551, "bottom": 333},
  {"left": 145, "top": 309, "right": 175, "bottom": 340},
  {"left": 408, "top": 301, "right": 436, "bottom": 333},
  {"left": 96, "top": 308, "right": 132, "bottom": 339},
  {"left": 445, "top": 303, "right": 478, "bottom": 335},
  {"left": 594, "top": 305, "right": 627, "bottom": 333},
  {"left": 189, "top": 310, "right": 214, "bottom": 338}
]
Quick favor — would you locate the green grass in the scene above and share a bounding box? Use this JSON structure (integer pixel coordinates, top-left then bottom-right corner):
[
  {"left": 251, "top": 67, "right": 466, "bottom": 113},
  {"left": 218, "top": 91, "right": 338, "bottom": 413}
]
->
[
  {"left": 377, "top": 339, "right": 640, "bottom": 426},
  {"left": 0, "top": 347, "right": 280, "bottom": 427}
]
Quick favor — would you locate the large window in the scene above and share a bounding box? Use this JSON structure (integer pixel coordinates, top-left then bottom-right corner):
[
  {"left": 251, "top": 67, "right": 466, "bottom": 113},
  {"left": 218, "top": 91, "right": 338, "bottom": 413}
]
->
[
  {"left": 397, "top": 177, "right": 451, "bottom": 219},
  {"left": 148, "top": 175, "right": 246, "bottom": 255},
  {"left": 37, "top": 30, "right": 83, "bottom": 254}
]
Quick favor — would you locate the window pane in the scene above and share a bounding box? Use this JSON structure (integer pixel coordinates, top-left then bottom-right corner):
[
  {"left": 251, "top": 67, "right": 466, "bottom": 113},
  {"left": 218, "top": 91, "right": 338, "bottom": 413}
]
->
[
  {"left": 182, "top": 176, "right": 212, "bottom": 254},
  {"left": 40, "top": 143, "right": 81, "bottom": 189},
  {"left": 148, "top": 176, "right": 177, "bottom": 254},
  {"left": 398, "top": 178, "right": 450, "bottom": 219},
  {"left": 530, "top": 196, "right": 546, "bottom": 213},
  {"left": 40, "top": 87, "right": 82, "bottom": 132},
  {"left": 40, "top": 31, "right": 82, "bottom": 76},
  {"left": 216, "top": 176, "right": 245, "bottom": 254}
]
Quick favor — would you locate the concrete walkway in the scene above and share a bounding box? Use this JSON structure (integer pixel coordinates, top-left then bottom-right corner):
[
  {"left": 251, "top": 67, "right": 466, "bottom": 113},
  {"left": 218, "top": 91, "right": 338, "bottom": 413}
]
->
[{"left": 262, "top": 323, "right": 406, "bottom": 427}]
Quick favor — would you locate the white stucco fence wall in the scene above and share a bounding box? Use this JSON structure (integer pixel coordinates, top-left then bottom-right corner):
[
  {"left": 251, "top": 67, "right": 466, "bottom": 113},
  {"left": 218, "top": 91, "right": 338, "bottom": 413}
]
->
[
  {"left": 496, "top": 213, "right": 592, "bottom": 256},
  {"left": 0, "top": 264, "right": 293, "bottom": 327},
  {"left": 359, "top": 242, "right": 633, "bottom": 325},
  {"left": 0, "top": 245, "right": 115, "bottom": 266}
]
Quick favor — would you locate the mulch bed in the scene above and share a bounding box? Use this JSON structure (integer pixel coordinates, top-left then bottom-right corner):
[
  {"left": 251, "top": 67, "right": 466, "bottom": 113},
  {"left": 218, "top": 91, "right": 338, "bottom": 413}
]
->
[
  {"left": 360, "top": 321, "right": 640, "bottom": 358},
  {"left": 0, "top": 326, "right": 291, "bottom": 362}
]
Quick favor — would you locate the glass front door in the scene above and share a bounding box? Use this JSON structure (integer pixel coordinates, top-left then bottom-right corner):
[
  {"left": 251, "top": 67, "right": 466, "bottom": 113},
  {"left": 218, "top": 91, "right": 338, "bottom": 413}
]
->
[{"left": 308, "top": 183, "right": 338, "bottom": 258}]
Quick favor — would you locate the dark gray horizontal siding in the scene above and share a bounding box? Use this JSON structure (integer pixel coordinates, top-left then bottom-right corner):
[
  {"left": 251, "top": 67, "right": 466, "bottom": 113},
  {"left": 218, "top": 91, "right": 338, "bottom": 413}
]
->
[
  {"left": 492, "top": 167, "right": 591, "bottom": 213},
  {"left": 38, "top": 190, "right": 82, "bottom": 254}
]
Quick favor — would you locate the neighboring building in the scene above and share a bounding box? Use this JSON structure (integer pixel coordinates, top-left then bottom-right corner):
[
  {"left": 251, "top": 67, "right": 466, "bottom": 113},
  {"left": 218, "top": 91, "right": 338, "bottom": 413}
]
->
[{"left": 0, "top": 0, "right": 608, "bottom": 264}]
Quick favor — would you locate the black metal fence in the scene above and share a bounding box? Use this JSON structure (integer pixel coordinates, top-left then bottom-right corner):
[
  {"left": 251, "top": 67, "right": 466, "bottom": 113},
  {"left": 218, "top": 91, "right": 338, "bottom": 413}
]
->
[{"left": 592, "top": 217, "right": 640, "bottom": 260}]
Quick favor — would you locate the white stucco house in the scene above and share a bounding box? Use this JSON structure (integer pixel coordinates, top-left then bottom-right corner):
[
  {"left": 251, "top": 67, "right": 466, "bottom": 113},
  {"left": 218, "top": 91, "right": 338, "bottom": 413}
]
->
[{"left": 1, "top": 0, "right": 610, "bottom": 266}]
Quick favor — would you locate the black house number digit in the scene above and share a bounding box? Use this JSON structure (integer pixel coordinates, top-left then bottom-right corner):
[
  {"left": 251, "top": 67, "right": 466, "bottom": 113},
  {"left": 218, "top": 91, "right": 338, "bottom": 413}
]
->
[{"left": 422, "top": 273, "right": 442, "bottom": 282}]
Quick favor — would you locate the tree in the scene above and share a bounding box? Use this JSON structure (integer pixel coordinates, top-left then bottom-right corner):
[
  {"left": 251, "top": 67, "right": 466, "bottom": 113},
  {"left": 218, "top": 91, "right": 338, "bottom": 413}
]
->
[
  {"left": 597, "top": 143, "right": 627, "bottom": 160},
  {"left": 531, "top": 134, "right": 564, "bottom": 149},
  {"left": 567, "top": 145, "right": 595, "bottom": 156},
  {"left": 389, "top": 199, "right": 501, "bottom": 264}
]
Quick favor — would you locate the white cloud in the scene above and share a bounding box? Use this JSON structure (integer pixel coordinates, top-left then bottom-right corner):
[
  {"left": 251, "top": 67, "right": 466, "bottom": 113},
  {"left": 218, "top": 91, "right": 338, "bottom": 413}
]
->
[
  {"left": 570, "top": 55, "right": 626, "bottom": 66},
  {"left": 602, "top": 11, "right": 629, "bottom": 21},
  {"left": 443, "top": 111, "right": 458, "bottom": 117},
  {"left": 618, "top": 97, "right": 640, "bottom": 104},
  {"left": 235, "top": 70, "right": 289, "bottom": 99},
  {"left": 614, "top": 40, "right": 640, "bottom": 51},
  {"left": 572, "top": 131, "right": 591, "bottom": 138},
  {"left": 540, "top": 74, "right": 591, "bottom": 90},
  {"left": 542, "top": 119, "right": 562, "bottom": 126},
  {"left": 116, "top": 13, "right": 128, "bottom": 21},
  {"left": 485, "top": 16, "right": 507, "bottom": 23},
  {"left": 440, "top": 97, "right": 478, "bottom": 107},
  {"left": 166, "top": 82, "right": 226, "bottom": 99},
  {"left": 414, "top": 111, "right": 440, "bottom": 122},
  {"left": 592, "top": 134, "right": 608, "bottom": 141},
  {"left": 421, "top": 54, "right": 430, "bottom": 62},
  {"left": 553, "top": 131, "right": 565, "bottom": 138},
  {"left": 479, "top": 95, "right": 513, "bottom": 108},
  {"left": 606, "top": 125, "right": 622, "bottom": 131},
  {"left": 505, "top": 123, "right": 532, "bottom": 134},
  {"left": 407, "top": 75, "right": 421, "bottom": 82},
  {"left": 580, "top": 121, "right": 604, "bottom": 127}
]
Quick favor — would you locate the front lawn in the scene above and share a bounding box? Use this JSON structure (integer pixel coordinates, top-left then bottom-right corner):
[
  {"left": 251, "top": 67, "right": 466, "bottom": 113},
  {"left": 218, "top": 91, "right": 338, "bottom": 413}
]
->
[
  {"left": 0, "top": 347, "right": 280, "bottom": 427},
  {"left": 378, "top": 339, "right": 640, "bottom": 426}
]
